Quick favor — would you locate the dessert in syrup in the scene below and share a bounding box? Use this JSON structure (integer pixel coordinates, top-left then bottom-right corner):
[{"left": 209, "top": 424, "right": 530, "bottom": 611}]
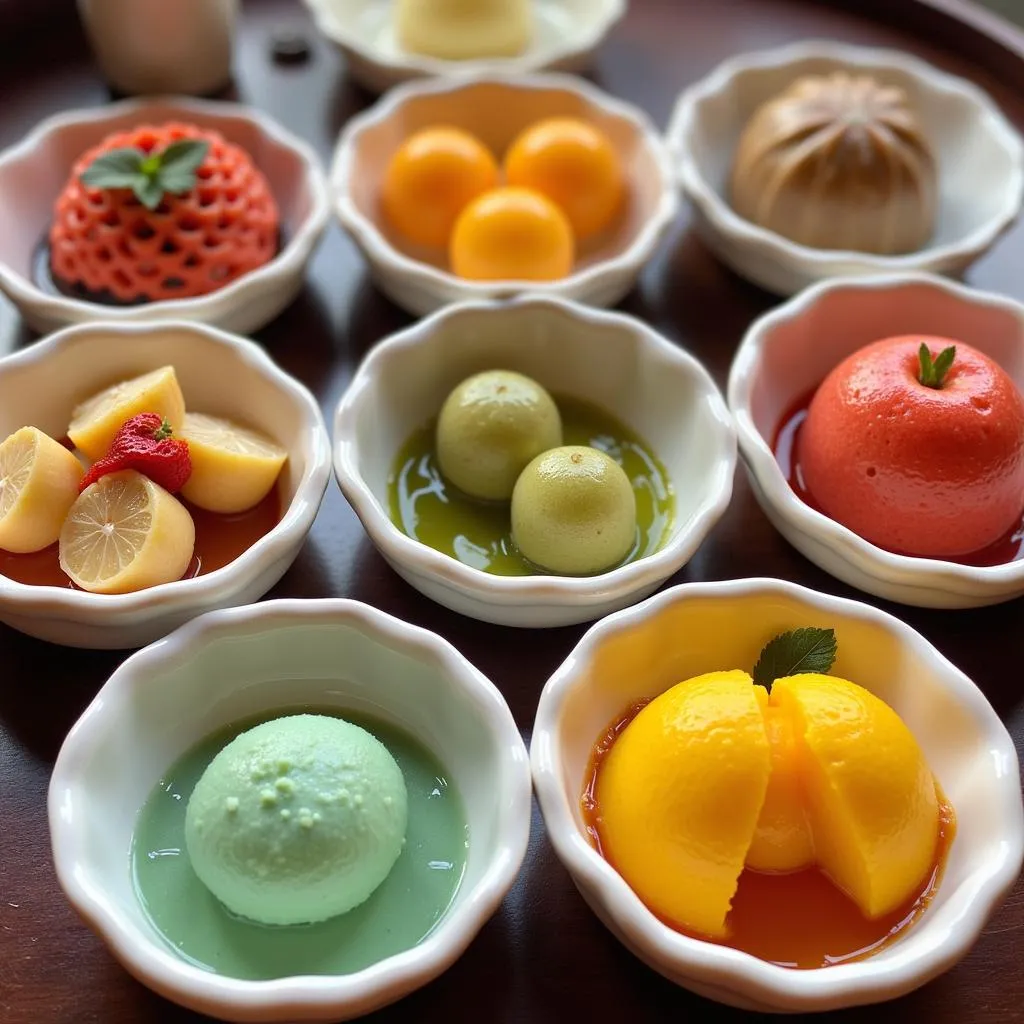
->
[
  {"left": 395, "top": 0, "right": 531, "bottom": 60},
  {"left": 381, "top": 118, "right": 625, "bottom": 281},
  {"left": 133, "top": 710, "right": 467, "bottom": 979},
  {"left": 49, "top": 123, "right": 279, "bottom": 304},
  {"left": 776, "top": 335, "right": 1024, "bottom": 561},
  {"left": 582, "top": 627, "right": 955, "bottom": 968},
  {"left": 0, "top": 365, "right": 287, "bottom": 593},
  {"left": 730, "top": 72, "right": 937, "bottom": 254},
  {"left": 388, "top": 369, "right": 672, "bottom": 576}
]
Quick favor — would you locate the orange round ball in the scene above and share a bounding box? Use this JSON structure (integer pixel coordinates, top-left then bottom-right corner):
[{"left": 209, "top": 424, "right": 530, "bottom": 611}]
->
[
  {"left": 381, "top": 127, "right": 499, "bottom": 249},
  {"left": 504, "top": 117, "right": 624, "bottom": 240},
  {"left": 449, "top": 187, "right": 575, "bottom": 281}
]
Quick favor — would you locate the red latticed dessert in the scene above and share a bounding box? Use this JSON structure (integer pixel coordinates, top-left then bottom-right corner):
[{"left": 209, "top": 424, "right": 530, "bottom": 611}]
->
[{"left": 48, "top": 123, "right": 280, "bottom": 303}]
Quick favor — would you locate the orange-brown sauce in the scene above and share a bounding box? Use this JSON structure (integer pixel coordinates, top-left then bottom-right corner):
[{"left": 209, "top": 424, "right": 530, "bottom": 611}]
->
[
  {"left": 0, "top": 488, "right": 281, "bottom": 589},
  {"left": 581, "top": 700, "right": 956, "bottom": 969}
]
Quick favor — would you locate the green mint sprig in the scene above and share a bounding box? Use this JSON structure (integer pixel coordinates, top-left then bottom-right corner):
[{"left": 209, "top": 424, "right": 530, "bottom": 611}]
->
[
  {"left": 79, "top": 139, "right": 210, "bottom": 211},
  {"left": 918, "top": 342, "right": 957, "bottom": 389},
  {"left": 751, "top": 627, "right": 838, "bottom": 690}
]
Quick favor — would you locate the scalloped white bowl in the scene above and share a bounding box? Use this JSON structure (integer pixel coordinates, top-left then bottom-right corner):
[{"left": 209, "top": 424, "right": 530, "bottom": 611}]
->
[
  {"left": 0, "top": 320, "right": 330, "bottom": 648},
  {"left": 334, "top": 295, "right": 736, "bottom": 627},
  {"left": 331, "top": 73, "right": 678, "bottom": 316},
  {"left": 303, "top": 0, "right": 626, "bottom": 94},
  {"left": 49, "top": 598, "right": 532, "bottom": 1023},
  {"left": 531, "top": 577, "right": 1023, "bottom": 1012},
  {"left": 0, "top": 96, "right": 331, "bottom": 335},
  {"left": 665, "top": 40, "right": 1024, "bottom": 296},
  {"left": 729, "top": 273, "right": 1024, "bottom": 608}
]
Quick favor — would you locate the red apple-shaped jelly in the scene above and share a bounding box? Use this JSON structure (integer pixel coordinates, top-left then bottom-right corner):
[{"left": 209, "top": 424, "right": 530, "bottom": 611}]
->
[{"left": 799, "top": 335, "right": 1024, "bottom": 558}]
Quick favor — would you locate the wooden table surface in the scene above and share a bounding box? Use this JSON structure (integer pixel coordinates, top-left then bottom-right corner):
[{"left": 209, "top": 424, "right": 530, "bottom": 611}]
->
[{"left": 1, "top": 1, "right": 1023, "bottom": 1021}]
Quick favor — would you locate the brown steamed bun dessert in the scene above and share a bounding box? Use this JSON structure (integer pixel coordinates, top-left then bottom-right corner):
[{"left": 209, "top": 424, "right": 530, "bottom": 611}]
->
[{"left": 730, "top": 72, "right": 937, "bottom": 254}]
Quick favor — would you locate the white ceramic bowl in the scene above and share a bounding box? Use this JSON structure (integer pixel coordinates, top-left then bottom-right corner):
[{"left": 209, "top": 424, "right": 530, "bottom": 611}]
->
[
  {"left": 729, "top": 272, "right": 1024, "bottom": 608},
  {"left": 0, "top": 96, "right": 331, "bottom": 335},
  {"left": 531, "top": 577, "right": 1023, "bottom": 1012},
  {"left": 49, "top": 598, "right": 532, "bottom": 1023},
  {"left": 665, "top": 40, "right": 1024, "bottom": 296},
  {"left": 331, "top": 73, "right": 678, "bottom": 316},
  {"left": 303, "top": 0, "right": 626, "bottom": 94},
  {"left": 0, "top": 320, "right": 330, "bottom": 648},
  {"left": 333, "top": 295, "right": 736, "bottom": 627}
]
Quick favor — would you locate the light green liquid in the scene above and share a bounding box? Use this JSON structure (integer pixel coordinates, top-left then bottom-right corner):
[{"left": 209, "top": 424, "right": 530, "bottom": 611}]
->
[
  {"left": 131, "top": 710, "right": 467, "bottom": 981},
  {"left": 388, "top": 395, "right": 674, "bottom": 576}
]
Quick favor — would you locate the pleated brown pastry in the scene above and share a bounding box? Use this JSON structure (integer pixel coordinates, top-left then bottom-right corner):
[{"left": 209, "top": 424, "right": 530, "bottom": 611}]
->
[{"left": 730, "top": 72, "right": 937, "bottom": 254}]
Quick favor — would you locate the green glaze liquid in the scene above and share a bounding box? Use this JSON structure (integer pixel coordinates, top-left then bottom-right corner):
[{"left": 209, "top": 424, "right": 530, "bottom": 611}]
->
[
  {"left": 388, "top": 395, "right": 674, "bottom": 576},
  {"left": 131, "top": 710, "right": 467, "bottom": 981}
]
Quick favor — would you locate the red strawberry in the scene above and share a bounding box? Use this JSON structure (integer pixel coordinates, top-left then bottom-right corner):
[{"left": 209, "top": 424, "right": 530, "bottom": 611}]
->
[{"left": 80, "top": 413, "right": 192, "bottom": 494}]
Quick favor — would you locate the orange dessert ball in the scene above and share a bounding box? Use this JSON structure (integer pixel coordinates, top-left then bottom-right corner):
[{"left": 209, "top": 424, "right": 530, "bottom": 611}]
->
[
  {"left": 381, "top": 126, "right": 499, "bottom": 249},
  {"left": 504, "top": 117, "right": 624, "bottom": 240},
  {"left": 449, "top": 186, "right": 574, "bottom": 281},
  {"left": 799, "top": 335, "right": 1024, "bottom": 558}
]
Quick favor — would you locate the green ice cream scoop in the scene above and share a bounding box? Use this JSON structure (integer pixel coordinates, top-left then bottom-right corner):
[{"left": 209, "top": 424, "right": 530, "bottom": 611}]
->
[{"left": 184, "top": 714, "right": 408, "bottom": 926}]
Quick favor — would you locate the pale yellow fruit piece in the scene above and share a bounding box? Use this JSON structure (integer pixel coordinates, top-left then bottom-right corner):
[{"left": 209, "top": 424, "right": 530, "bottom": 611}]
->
[
  {"left": 0, "top": 427, "right": 84, "bottom": 553},
  {"left": 68, "top": 366, "right": 186, "bottom": 461},
  {"left": 595, "top": 670, "right": 771, "bottom": 938},
  {"left": 59, "top": 470, "right": 195, "bottom": 594},
  {"left": 178, "top": 413, "right": 288, "bottom": 514},
  {"left": 772, "top": 673, "right": 940, "bottom": 918},
  {"left": 396, "top": 0, "right": 531, "bottom": 59}
]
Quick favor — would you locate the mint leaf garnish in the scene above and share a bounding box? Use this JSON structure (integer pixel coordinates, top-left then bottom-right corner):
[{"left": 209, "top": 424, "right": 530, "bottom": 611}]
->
[
  {"left": 752, "top": 627, "right": 838, "bottom": 690},
  {"left": 79, "top": 139, "right": 210, "bottom": 210},
  {"left": 918, "top": 342, "right": 957, "bottom": 389}
]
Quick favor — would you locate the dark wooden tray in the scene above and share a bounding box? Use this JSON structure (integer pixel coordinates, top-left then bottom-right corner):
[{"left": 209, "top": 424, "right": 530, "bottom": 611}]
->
[{"left": 2, "top": 1, "right": 1023, "bottom": 1021}]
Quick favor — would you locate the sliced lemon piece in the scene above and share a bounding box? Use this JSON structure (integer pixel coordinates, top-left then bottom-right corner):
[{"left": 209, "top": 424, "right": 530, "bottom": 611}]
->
[
  {"left": 68, "top": 366, "right": 186, "bottom": 461},
  {"left": 59, "top": 470, "right": 195, "bottom": 594},
  {"left": 179, "top": 412, "right": 288, "bottom": 514},
  {"left": 0, "top": 426, "right": 85, "bottom": 553}
]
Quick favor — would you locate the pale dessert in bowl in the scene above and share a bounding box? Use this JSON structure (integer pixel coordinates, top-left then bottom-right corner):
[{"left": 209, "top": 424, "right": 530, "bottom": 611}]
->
[
  {"left": 48, "top": 599, "right": 531, "bottom": 1019},
  {"left": 396, "top": 0, "right": 532, "bottom": 60},
  {"left": 0, "top": 364, "right": 288, "bottom": 595},
  {"left": 389, "top": 368, "right": 661, "bottom": 577}
]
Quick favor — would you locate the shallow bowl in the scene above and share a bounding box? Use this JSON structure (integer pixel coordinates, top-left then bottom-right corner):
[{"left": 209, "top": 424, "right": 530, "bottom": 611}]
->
[
  {"left": 531, "top": 577, "right": 1023, "bottom": 1012},
  {"left": 0, "top": 96, "right": 331, "bottom": 335},
  {"left": 333, "top": 295, "right": 736, "bottom": 627},
  {"left": 665, "top": 40, "right": 1024, "bottom": 296},
  {"left": 331, "top": 73, "right": 678, "bottom": 316},
  {"left": 303, "top": 0, "right": 625, "bottom": 94},
  {"left": 728, "top": 272, "right": 1024, "bottom": 608},
  {"left": 48, "top": 598, "right": 532, "bottom": 1022},
  {"left": 0, "top": 319, "right": 330, "bottom": 648}
]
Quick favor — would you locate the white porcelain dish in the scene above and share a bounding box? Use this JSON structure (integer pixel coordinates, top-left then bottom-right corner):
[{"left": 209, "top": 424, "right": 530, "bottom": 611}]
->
[
  {"left": 0, "top": 96, "right": 331, "bottom": 335},
  {"left": 49, "top": 598, "right": 532, "bottom": 1023},
  {"left": 0, "top": 320, "right": 330, "bottom": 648},
  {"left": 303, "top": 0, "right": 626, "bottom": 94},
  {"left": 531, "top": 577, "right": 1023, "bottom": 1012},
  {"left": 331, "top": 73, "right": 678, "bottom": 316},
  {"left": 333, "top": 295, "right": 736, "bottom": 627},
  {"left": 729, "top": 273, "right": 1024, "bottom": 608},
  {"left": 665, "top": 40, "right": 1024, "bottom": 296}
]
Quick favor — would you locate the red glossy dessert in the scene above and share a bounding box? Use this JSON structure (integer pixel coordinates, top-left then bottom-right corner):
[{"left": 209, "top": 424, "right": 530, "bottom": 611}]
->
[
  {"left": 799, "top": 335, "right": 1024, "bottom": 559},
  {"left": 49, "top": 123, "right": 279, "bottom": 303}
]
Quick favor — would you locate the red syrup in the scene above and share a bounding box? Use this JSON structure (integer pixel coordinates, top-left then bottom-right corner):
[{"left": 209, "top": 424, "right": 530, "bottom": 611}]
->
[{"left": 773, "top": 390, "right": 1024, "bottom": 567}]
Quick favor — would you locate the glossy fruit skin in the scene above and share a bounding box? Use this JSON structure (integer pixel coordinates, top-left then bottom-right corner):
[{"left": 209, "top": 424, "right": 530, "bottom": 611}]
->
[
  {"left": 800, "top": 335, "right": 1024, "bottom": 558},
  {"left": 504, "top": 117, "right": 624, "bottom": 240},
  {"left": 449, "top": 186, "right": 574, "bottom": 281},
  {"left": 381, "top": 127, "right": 500, "bottom": 249},
  {"left": 80, "top": 413, "right": 192, "bottom": 494}
]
